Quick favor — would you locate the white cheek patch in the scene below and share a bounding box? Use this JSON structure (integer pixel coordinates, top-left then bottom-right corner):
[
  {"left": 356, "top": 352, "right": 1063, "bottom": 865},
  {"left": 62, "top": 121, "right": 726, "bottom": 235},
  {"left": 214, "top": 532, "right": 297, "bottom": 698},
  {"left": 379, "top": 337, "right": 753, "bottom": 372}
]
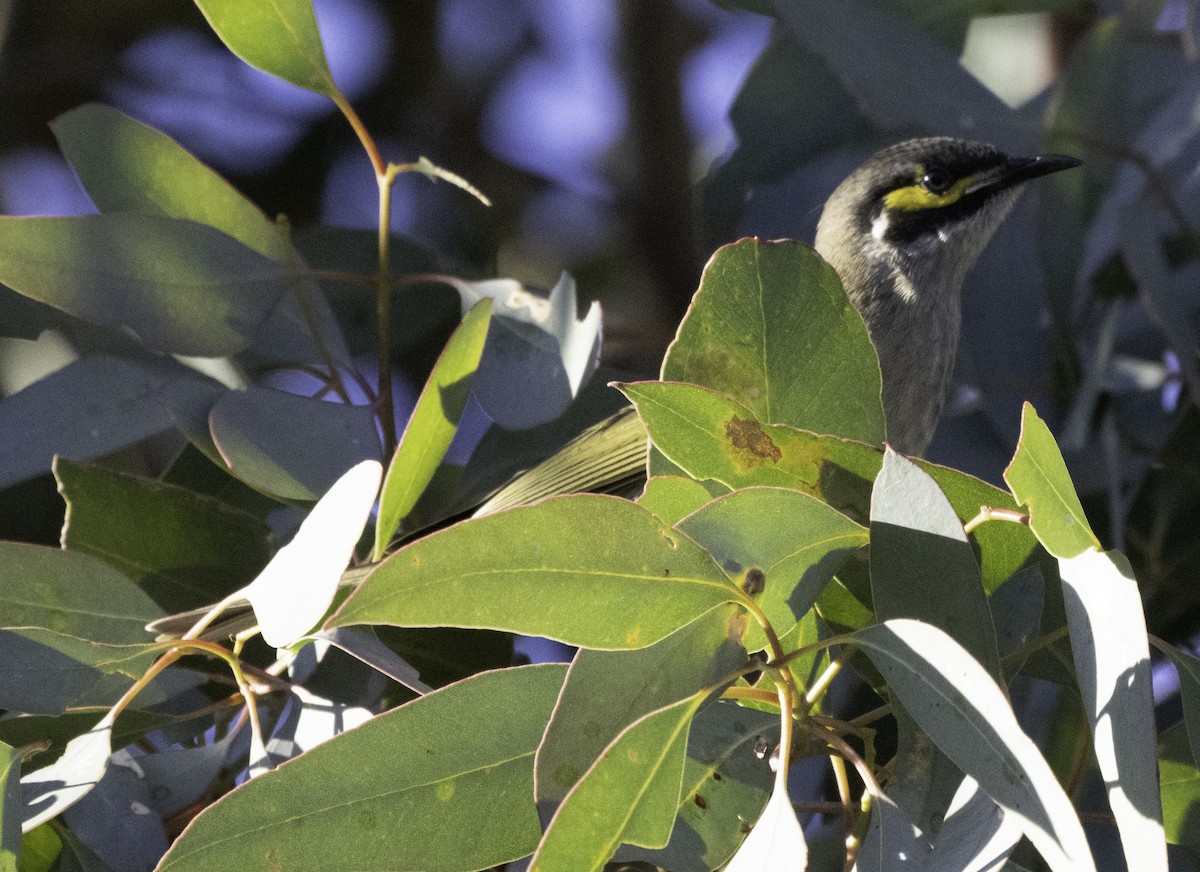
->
[{"left": 871, "top": 213, "right": 889, "bottom": 241}]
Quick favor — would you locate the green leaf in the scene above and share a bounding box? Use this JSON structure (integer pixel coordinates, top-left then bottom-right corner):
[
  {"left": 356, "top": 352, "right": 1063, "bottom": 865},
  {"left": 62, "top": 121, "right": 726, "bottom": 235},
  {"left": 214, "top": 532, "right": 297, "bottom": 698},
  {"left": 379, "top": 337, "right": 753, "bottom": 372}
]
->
[
  {"left": 55, "top": 458, "right": 273, "bottom": 613},
  {"left": 192, "top": 0, "right": 336, "bottom": 96},
  {"left": 50, "top": 103, "right": 291, "bottom": 262},
  {"left": 1060, "top": 548, "right": 1165, "bottom": 869},
  {"left": 1003, "top": 402, "right": 1100, "bottom": 559},
  {"left": 624, "top": 380, "right": 1039, "bottom": 594},
  {"left": 637, "top": 475, "right": 725, "bottom": 526},
  {"left": 871, "top": 449, "right": 1000, "bottom": 680},
  {"left": 531, "top": 693, "right": 709, "bottom": 871},
  {"left": 662, "top": 238, "right": 884, "bottom": 444},
  {"left": 0, "top": 740, "right": 19, "bottom": 868},
  {"left": 0, "top": 543, "right": 162, "bottom": 642},
  {"left": 0, "top": 215, "right": 290, "bottom": 356},
  {"left": 374, "top": 300, "right": 492, "bottom": 558},
  {"left": 1159, "top": 724, "right": 1200, "bottom": 850},
  {"left": 620, "top": 381, "right": 879, "bottom": 516},
  {"left": 0, "top": 354, "right": 223, "bottom": 489},
  {"left": 536, "top": 606, "right": 747, "bottom": 814},
  {"left": 330, "top": 495, "right": 744, "bottom": 650},
  {"left": 677, "top": 486, "right": 866, "bottom": 651},
  {"left": 855, "top": 619, "right": 1095, "bottom": 872},
  {"left": 614, "top": 701, "right": 776, "bottom": 871},
  {"left": 157, "top": 664, "right": 565, "bottom": 872},
  {"left": 208, "top": 387, "right": 381, "bottom": 501}
]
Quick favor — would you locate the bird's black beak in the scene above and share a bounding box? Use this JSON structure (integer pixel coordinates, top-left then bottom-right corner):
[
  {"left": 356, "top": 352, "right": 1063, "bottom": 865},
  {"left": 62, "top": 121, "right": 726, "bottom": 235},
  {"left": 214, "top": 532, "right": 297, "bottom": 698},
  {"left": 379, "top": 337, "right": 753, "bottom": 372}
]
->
[{"left": 1000, "top": 153, "right": 1083, "bottom": 186}]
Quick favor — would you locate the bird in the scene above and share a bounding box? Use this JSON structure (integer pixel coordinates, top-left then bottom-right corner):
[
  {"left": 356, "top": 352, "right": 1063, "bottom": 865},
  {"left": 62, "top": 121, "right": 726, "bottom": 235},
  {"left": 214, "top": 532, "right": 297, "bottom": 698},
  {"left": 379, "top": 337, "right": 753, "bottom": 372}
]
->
[
  {"left": 474, "top": 137, "right": 1082, "bottom": 515},
  {"left": 147, "top": 137, "right": 1080, "bottom": 640}
]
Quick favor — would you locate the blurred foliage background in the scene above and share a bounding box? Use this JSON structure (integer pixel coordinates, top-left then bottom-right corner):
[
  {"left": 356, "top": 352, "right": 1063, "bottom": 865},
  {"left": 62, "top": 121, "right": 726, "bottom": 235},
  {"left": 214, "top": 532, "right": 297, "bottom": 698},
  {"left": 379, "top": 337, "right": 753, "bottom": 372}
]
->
[{"left": 1, "top": 0, "right": 1199, "bottom": 642}]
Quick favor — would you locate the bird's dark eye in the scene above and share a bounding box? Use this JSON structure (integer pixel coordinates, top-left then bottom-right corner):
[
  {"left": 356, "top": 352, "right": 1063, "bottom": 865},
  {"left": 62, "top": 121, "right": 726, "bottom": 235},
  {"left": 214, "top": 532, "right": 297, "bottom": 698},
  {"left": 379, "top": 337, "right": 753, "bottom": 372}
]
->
[{"left": 922, "top": 168, "right": 953, "bottom": 194}]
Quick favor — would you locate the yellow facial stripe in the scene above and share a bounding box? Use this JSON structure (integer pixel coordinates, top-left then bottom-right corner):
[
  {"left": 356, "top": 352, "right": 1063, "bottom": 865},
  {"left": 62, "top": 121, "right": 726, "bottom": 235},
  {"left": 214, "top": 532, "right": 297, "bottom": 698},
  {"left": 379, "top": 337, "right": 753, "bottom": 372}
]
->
[{"left": 883, "top": 173, "right": 978, "bottom": 212}]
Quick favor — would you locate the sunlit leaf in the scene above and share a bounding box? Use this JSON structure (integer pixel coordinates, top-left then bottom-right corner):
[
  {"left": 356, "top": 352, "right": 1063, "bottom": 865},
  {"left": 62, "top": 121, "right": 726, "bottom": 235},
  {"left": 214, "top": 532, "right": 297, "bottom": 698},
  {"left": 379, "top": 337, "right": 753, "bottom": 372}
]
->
[
  {"left": 374, "top": 300, "right": 491, "bottom": 558},
  {"left": 1003, "top": 402, "right": 1100, "bottom": 559},
  {"left": 22, "top": 708, "right": 116, "bottom": 832},
  {"left": 637, "top": 475, "right": 724, "bottom": 526},
  {"left": 676, "top": 486, "right": 866, "bottom": 651},
  {"left": 240, "top": 460, "right": 380, "bottom": 648},
  {"left": 192, "top": 0, "right": 336, "bottom": 96},
  {"left": 51, "top": 103, "right": 291, "bottom": 262},
  {"left": 331, "top": 495, "right": 743, "bottom": 650},
  {"left": 663, "top": 238, "right": 884, "bottom": 445},
  {"left": 1060, "top": 548, "right": 1166, "bottom": 870},
  {"left": 724, "top": 756, "right": 807, "bottom": 871},
  {"left": 855, "top": 619, "right": 1096, "bottom": 872}
]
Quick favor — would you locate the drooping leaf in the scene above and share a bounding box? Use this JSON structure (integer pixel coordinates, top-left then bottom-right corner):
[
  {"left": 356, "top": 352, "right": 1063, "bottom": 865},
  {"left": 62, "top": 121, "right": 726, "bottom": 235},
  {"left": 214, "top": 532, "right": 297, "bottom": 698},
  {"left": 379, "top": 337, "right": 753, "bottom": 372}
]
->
[
  {"left": 1060, "top": 548, "right": 1166, "bottom": 870},
  {"left": 851, "top": 790, "right": 929, "bottom": 872},
  {"left": 926, "top": 776, "right": 1021, "bottom": 872},
  {"left": 192, "top": 0, "right": 336, "bottom": 96},
  {"left": 871, "top": 449, "right": 1000, "bottom": 680},
  {"left": 374, "top": 300, "right": 491, "bottom": 558},
  {"left": 156, "top": 665, "right": 566, "bottom": 872},
  {"left": 855, "top": 619, "right": 1096, "bottom": 872},
  {"left": 0, "top": 215, "right": 291, "bottom": 357},
  {"left": 330, "top": 495, "right": 743, "bottom": 650},
  {"left": 55, "top": 458, "right": 273, "bottom": 613},
  {"left": 0, "top": 354, "right": 223, "bottom": 489},
  {"left": 1003, "top": 402, "right": 1100, "bottom": 559},
  {"left": 662, "top": 238, "right": 884, "bottom": 445},
  {"left": 51, "top": 103, "right": 291, "bottom": 262},
  {"left": 676, "top": 486, "right": 866, "bottom": 651},
  {"left": 208, "top": 387, "right": 381, "bottom": 501},
  {"left": 242, "top": 460, "right": 381, "bottom": 648},
  {"left": 1163, "top": 645, "right": 1200, "bottom": 768},
  {"left": 0, "top": 543, "right": 162, "bottom": 643}
]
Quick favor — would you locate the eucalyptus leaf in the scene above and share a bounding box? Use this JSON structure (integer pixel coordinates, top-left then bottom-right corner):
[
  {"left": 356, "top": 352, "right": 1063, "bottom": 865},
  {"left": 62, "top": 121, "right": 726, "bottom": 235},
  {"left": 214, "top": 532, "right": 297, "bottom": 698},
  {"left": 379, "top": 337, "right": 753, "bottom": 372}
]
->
[
  {"left": 0, "top": 215, "right": 291, "bottom": 356},
  {"left": 638, "top": 475, "right": 725, "bottom": 526},
  {"left": 871, "top": 449, "right": 1000, "bottom": 680},
  {"left": 531, "top": 693, "right": 709, "bottom": 871},
  {"left": 51, "top": 103, "right": 290, "bottom": 262},
  {"left": 1003, "top": 402, "right": 1100, "bottom": 559},
  {"left": 0, "top": 740, "right": 19, "bottom": 868},
  {"left": 55, "top": 457, "right": 273, "bottom": 613},
  {"left": 192, "top": 0, "right": 336, "bottom": 96},
  {"left": 22, "top": 708, "right": 116, "bottom": 832},
  {"left": 855, "top": 619, "right": 1096, "bottom": 872},
  {"left": 156, "top": 665, "right": 565, "bottom": 872},
  {"left": 0, "top": 543, "right": 162, "bottom": 643},
  {"left": 677, "top": 486, "right": 867, "bottom": 652},
  {"left": 1060, "top": 548, "right": 1166, "bottom": 870},
  {"left": 0, "top": 354, "right": 223, "bottom": 489},
  {"left": 374, "top": 300, "right": 491, "bottom": 558},
  {"left": 331, "top": 495, "right": 743, "bottom": 650},
  {"left": 449, "top": 273, "right": 602, "bottom": 430},
  {"left": 208, "top": 387, "right": 381, "bottom": 501},
  {"left": 241, "top": 460, "right": 380, "bottom": 648},
  {"left": 663, "top": 237, "right": 884, "bottom": 444},
  {"left": 723, "top": 763, "right": 807, "bottom": 872},
  {"left": 536, "top": 606, "right": 747, "bottom": 817}
]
